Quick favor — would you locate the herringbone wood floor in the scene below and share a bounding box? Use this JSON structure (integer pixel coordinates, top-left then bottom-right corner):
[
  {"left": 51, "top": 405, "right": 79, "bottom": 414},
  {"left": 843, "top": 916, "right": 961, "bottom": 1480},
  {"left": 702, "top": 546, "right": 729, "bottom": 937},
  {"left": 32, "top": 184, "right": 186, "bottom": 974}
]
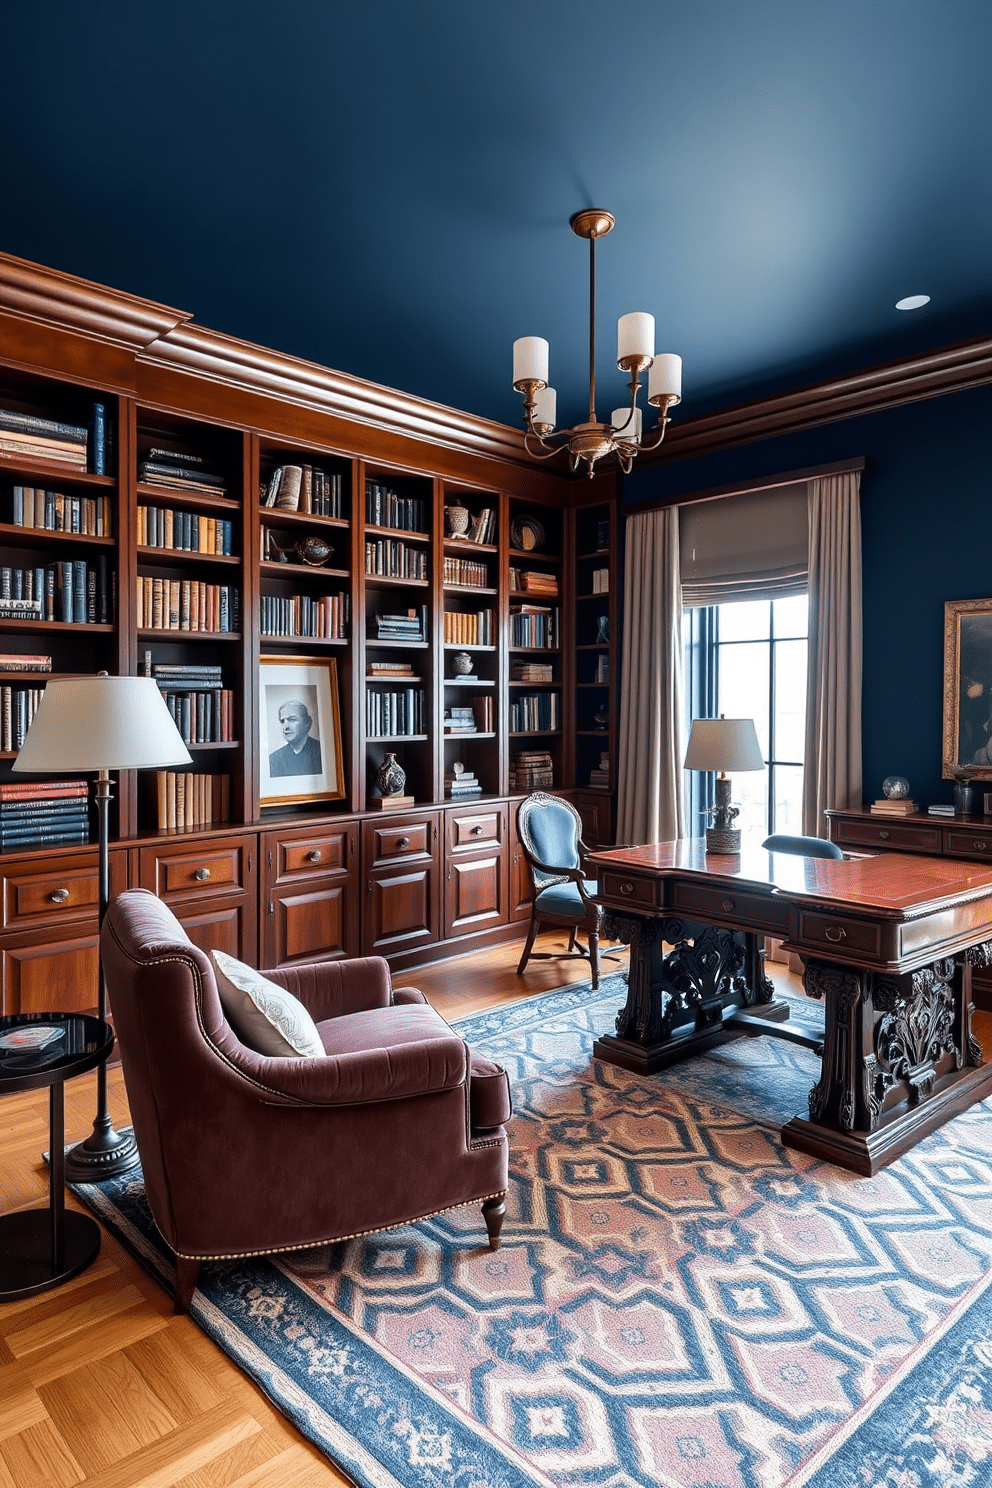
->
[{"left": 2, "top": 939, "right": 987, "bottom": 1487}]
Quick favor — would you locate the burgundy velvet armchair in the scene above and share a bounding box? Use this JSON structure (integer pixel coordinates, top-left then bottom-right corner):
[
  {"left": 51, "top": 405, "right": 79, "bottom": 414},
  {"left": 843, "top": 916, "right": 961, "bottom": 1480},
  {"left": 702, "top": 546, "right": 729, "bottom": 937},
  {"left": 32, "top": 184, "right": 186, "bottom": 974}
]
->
[{"left": 101, "top": 889, "right": 510, "bottom": 1312}]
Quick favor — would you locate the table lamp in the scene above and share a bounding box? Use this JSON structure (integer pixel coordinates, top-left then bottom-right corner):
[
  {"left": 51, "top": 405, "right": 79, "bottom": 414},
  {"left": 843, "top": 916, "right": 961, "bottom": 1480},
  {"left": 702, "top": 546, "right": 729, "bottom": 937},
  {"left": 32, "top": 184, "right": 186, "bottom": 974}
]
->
[
  {"left": 683, "top": 715, "right": 765, "bottom": 853},
  {"left": 13, "top": 672, "right": 191, "bottom": 1181}
]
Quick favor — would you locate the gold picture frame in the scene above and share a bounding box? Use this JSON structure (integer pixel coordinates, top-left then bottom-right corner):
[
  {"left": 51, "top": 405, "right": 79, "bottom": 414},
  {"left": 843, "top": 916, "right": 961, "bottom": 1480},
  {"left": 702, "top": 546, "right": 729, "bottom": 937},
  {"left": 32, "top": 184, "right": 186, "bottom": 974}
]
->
[
  {"left": 259, "top": 655, "right": 345, "bottom": 806},
  {"left": 942, "top": 598, "right": 992, "bottom": 780}
]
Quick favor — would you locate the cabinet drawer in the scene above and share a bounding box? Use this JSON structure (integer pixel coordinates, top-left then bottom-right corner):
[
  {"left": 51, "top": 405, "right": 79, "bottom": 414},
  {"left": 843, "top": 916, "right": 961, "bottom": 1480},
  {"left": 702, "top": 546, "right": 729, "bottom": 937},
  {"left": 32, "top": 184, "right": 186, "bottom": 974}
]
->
[
  {"left": 671, "top": 882, "right": 791, "bottom": 935},
  {"left": 367, "top": 817, "right": 436, "bottom": 867},
  {"left": 3, "top": 850, "right": 127, "bottom": 930},
  {"left": 270, "top": 826, "right": 354, "bottom": 881},
  {"left": 796, "top": 910, "right": 882, "bottom": 960},
  {"left": 447, "top": 806, "right": 504, "bottom": 852},
  {"left": 139, "top": 837, "right": 249, "bottom": 902},
  {"left": 944, "top": 828, "right": 992, "bottom": 862},
  {"left": 599, "top": 871, "right": 659, "bottom": 909},
  {"left": 833, "top": 819, "right": 941, "bottom": 853}
]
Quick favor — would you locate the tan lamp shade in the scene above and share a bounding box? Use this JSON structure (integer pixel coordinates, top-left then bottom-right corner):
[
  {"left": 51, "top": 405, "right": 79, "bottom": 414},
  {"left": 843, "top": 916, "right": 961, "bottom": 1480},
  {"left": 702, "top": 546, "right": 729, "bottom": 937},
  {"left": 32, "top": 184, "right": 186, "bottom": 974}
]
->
[
  {"left": 13, "top": 674, "right": 192, "bottom": 773},
  {"left": 683, "top": 716, "right": 764, "bottom": 775}
]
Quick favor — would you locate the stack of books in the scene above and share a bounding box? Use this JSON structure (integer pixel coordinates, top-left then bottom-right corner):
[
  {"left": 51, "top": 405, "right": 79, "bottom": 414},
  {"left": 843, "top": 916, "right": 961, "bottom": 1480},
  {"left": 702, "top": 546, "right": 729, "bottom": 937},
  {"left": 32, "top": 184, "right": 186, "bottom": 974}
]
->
[
  {"left": 139, "top": 449, "right": 227, "bottom": 497},
  {"left": 446, "top": 762, "right": 482, "bottom": 798},
  {"left": 589, "top": 751, "right": 610, "bottom": 788},
  {"left": 6, "top": 486, "right": 112, "bottom": 535},
  {"left": 509, "top": 750, "right": 554, "bottom": 791},
  {"left": 261, "top": 464, "right": 343, "bottom": 516},
  {"left": 510, "top": 568, "right": 559, "bottom": 596},
  {"left": 444, "top": 706, "right": 476, "bottom": 734},
  {"left": 154, "top": 771, "right": 231, "bottom": 830},
  {"left": 0, "top": 654, "right": 51, "bottom": 673},
  {"left": 927, "top": 804, "right": 956, "bottom": 817},
  {"left": 511, "top": 661, "right": 554, "bottom": 683},
  {"left": 869, "top": 797, "right": 918, "bottom": 816},
  {"left": 147, "top": 662, "right": 234, "bottom": 745},
  {"left": 367, "top": 661, "right": 416, "bottom": 679},
  {"left": 374, "top": 606, "right": 428, "bottom": 642},
  {"left": 0, "top": 407, "right": 93, "bottom": 470},
  {"left": 0, "top": 778, "right": 90, "bottom": 849}
]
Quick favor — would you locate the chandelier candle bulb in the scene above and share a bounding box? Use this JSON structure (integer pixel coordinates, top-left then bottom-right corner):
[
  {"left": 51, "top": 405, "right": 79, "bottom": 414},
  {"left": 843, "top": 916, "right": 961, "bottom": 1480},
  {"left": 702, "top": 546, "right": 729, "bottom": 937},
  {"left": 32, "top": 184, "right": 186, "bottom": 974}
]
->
[
  {"left": 617, "top": 312, "right": 655, "bottom": 366},
  {"left": 649, "top": 353, "right": 683, "bottom": 404},
  {"left": 611, "top": 406, "right": 642, "bottom": 444},
  {"left": 532, "top": 386, "right": 557, "bottom": 431},
  {"left": 512, "top": 336, "right": 549, "bottom": 389}
]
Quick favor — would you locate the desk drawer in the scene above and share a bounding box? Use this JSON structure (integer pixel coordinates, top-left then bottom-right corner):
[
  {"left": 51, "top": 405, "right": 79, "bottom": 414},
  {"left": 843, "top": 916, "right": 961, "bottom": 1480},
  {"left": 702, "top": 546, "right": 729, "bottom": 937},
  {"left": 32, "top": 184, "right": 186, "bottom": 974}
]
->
[
  {"left": 796, "top": 910, "right": 882, "bottom": 960},
  {"left": 944, "top": 828, "right": 992, "bottom": 862},
  {"left": 832, "top": 819, "right": 941, "bottom": 853},
  {"left": 599, "top": 871, "right": 659, "bottom": 909},
  {"left": 671, "top": 883, "right": 791, "bottom": 935}
]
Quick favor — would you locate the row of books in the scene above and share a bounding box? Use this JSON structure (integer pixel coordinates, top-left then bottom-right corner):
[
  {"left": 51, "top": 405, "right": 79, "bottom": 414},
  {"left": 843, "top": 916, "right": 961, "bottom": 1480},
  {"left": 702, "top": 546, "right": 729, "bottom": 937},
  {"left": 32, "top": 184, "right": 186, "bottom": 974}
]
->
[
  {"left": 161, "top": 688, "right": 236, "bottom": 745},
  {"left": 374, "top": 607, "right": 428, "bottom": 642},
  {"left": 509, "top": 750, "right": 554, "bottom": 791},
  {"left": 443, "top": 609, "right": 493, "bottom": 646},
  {"left": 512, "top": 661, "right": 554, "bottom": 683},
  {"left": 365, "top": 539, "right": 427, "bottom": 580},
  {"left": 0, "top": 778, "right": 89, "bottom": 849},
  {"left": 0, "top": 559, "right": 114, "bottom": 624},
  {"left": 6, "top": 485, "right": 112, "bottom": 536},
  {"left": 443, "top": 556, "right": 489, "bottom": 588},
  {"left": 259, "top": 593, "right": 348, "bottom": 639},
  {"left": 153, "top": 771, "right": 231, "bottom": 830},
  {"left": 365, "top": 688, "right": 426, "bottom": 738},
  {"left": 509, "top": 692, "right": 560, "bottom": 733},
  {"left": 510, "top": 567, "right": 558, "bottom": 596},
  {"left": 261, "top": 464, "right": 344, "bottom": 517},
  {"left": 139, "top": 449, "right": 227, "bottom": 497},
  {"left": 0, "top": 403, "right": 110, "bottom": 474},
  {"left": 589, "top": 567, "right": 610, "bottom": 594},
  {"left": 509, "top": 605, "right": 559, "bottom": 649},
  {"left": 135, "top": 578, "right": 240, "bottom": 633},
  {"left": 137, "top": 505, "right": 235, "bottom": 555},
  {"left": 444, "top": 698, "right": 495, "bottom": 733},
  {"left": 0, "top": 685, "right": 44, "bottom": 751},
  {"left": 365, "top": 483, "right": 427, "bottom": 534}
]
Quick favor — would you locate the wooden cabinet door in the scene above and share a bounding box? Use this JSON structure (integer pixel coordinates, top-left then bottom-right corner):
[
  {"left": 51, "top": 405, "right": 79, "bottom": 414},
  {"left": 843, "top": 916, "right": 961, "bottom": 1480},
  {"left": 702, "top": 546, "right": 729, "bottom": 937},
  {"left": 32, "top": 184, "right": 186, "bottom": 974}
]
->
[
  {"left": 261, "top": 821, "right": 360, "bottom": 967},
  {"left": 2, "top": 927, "right": 100, "bottom": 1017},
  {"left": 362, "top": 812, "right": 440, "bottom": 957},
  {"left": 508, "top": 805, "right": 534, "bottom": 923},
  {"left": 137, "top": 832, "right": 258, "bottom": 963},
  {"left": 443, "top": 802, "right": 507, "bottom": 938}
]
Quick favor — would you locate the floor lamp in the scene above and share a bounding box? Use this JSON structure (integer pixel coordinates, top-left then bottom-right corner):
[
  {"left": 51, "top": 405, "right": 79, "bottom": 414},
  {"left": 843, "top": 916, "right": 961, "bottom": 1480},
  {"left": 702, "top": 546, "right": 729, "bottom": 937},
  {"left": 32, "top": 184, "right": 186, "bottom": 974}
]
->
[{"left": 13, "top": 672, "right": 192, "bottom": 1181}]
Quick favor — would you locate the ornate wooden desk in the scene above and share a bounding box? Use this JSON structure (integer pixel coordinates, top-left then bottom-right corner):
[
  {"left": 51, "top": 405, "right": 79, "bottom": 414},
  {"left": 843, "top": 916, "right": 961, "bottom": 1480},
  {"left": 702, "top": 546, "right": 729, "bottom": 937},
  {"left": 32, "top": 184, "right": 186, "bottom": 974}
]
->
[{"left": 587, "top": 840, "right": 992, "bottom": 1174}]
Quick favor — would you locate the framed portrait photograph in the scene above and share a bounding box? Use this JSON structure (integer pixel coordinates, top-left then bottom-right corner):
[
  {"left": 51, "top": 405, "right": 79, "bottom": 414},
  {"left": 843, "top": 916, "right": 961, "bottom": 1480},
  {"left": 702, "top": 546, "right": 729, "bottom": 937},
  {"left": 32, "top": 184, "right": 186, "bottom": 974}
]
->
[
  {"left": 259, "top": 655, "right": 345, "bottom": 806},
  {"left": 942, "top": 598, "right": 992, "bottom": 780}
]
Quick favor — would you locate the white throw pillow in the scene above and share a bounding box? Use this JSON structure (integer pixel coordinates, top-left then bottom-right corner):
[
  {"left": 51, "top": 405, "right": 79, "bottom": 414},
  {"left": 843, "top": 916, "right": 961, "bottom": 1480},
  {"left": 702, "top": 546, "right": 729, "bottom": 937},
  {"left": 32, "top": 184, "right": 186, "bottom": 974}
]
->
[{"left": 210, "top": 949, "right": 325, "bottom": 1058}]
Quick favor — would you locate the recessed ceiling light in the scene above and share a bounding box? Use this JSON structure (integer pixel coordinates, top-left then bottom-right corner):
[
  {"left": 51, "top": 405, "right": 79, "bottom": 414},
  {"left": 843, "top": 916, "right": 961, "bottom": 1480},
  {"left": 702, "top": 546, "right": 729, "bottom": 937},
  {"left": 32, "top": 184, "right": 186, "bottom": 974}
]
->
[{"left": 895, "top": 294, "right": 930, "bottom": 311}]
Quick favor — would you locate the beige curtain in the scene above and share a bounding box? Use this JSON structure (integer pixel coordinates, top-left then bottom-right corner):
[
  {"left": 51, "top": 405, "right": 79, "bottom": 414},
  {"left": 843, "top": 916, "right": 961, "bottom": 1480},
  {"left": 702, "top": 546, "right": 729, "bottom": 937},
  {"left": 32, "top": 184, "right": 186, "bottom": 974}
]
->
[
  {"left": 803, "top": 471, "right": 863, "bottom": 834},
  {"left": 617, "top": 507, "right": 686, "bottom": 844}
]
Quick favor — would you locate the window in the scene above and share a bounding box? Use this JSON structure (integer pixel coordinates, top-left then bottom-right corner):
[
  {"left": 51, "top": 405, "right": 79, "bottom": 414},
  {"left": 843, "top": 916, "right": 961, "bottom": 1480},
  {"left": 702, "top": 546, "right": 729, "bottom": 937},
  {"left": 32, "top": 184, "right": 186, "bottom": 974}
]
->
[{"left": 685, "top": 595, "right": 807, "bottom": 837}]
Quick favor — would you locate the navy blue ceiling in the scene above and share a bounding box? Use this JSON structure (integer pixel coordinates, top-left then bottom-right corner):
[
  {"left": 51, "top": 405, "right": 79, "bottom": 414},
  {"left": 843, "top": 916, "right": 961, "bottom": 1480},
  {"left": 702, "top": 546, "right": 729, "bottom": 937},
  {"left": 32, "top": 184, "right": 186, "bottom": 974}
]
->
[{"left": 2, "top": 1, "right": 990, "bottom": 432}]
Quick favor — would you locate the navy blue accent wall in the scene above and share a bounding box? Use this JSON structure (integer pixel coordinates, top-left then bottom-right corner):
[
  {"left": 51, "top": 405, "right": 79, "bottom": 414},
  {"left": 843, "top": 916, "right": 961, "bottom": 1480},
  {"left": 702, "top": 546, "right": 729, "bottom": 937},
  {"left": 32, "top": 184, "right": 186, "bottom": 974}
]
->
[{"left": 624, "top": 383, "right": 992, "bottom": 810}]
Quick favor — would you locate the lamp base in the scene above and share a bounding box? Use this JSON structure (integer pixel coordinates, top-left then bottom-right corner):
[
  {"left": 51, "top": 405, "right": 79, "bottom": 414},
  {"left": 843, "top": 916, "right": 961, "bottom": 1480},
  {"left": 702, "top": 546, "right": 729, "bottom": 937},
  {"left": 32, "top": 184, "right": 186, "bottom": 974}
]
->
[
  {"left": 63, "top": 1119, "right": 140, "bottom": 1184},
  {"left": 705, "top": 825, "right": 741, "bottom": 854}
]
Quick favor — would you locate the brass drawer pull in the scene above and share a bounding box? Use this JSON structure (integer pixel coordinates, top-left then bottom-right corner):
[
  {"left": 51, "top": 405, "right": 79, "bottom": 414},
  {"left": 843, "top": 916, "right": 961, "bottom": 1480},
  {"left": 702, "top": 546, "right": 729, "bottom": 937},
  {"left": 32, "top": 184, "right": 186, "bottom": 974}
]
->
[
  {"left": 50, "top": 887, "right": 70, "bottom": 903},
  {"left": 619, "top": 881, "right": 634, "bottom": 896},
  {"left": 194, "top": 867, "right": 211, "bottom": 882},
  {"left": 396, "top": 836, "right": 410, "bottom": 850},
  {"left": 305, "top": 848, "right": 323, "bottom": 862},
  {"left": 722, "top": 898, "right": 735, "bottom": 912},
  {"left": 973, "top": 840, "right": 988, "bottom": 851},
  {"left": 877, "top": 829, "right": 891, "bottom": 840},
  {"left": 471, "top": 824, "right": 484, "bottom": 835},
  {"left": 824, "top": 925, "right": 847, "bottom": 943}
]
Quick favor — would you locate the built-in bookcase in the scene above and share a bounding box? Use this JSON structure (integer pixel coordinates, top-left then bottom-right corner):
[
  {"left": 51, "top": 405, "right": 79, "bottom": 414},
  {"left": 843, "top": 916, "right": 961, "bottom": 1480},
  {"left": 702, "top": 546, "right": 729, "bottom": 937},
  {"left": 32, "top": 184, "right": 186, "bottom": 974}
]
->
[{"left": 570, "top": 495, "right": 620, "bottom": 845}]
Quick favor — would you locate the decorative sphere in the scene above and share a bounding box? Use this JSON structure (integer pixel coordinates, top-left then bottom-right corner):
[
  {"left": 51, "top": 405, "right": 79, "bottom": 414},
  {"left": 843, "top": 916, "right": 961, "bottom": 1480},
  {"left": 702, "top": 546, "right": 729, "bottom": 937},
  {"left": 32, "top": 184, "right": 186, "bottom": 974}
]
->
[{"left": 882, "top": 775, "right": 910, "bottom": 800}]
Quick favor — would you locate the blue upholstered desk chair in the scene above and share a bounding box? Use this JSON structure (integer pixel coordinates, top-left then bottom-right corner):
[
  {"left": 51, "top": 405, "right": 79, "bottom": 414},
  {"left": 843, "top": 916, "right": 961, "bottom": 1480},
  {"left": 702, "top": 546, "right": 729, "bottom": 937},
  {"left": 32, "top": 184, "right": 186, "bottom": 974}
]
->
[
  {"left": 516, "top": 791, "right": 608, "bottom": 988},
  {"left": 762, "top": 833, "right": 844, "bottom": 860}
]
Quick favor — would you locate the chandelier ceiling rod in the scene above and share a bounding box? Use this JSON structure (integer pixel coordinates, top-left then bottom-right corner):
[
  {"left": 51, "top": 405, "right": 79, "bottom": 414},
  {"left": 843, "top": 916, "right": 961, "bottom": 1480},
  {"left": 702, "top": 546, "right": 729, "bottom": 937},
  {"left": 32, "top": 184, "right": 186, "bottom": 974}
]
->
[{"left": 511, "top": 209, "right": 682, "bottom": 478}]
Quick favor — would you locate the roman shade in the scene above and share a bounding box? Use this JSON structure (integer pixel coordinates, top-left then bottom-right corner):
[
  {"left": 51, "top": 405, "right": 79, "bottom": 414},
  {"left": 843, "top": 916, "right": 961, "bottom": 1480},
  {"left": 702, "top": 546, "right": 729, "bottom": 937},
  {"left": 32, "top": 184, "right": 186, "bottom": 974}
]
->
[{"left": 679, "top": 482, "right": 809, "bottom": 607}]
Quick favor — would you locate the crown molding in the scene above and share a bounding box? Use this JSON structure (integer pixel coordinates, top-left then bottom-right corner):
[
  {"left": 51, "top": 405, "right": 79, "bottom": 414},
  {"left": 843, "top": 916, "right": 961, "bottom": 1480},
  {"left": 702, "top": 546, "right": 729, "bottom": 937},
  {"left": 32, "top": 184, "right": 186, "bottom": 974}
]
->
[
  {"left": 645, "top": 334, "right": 992, "bottom": 464},
  {"left": 0, "top": 251, "right": 191, "bottom": 351}
]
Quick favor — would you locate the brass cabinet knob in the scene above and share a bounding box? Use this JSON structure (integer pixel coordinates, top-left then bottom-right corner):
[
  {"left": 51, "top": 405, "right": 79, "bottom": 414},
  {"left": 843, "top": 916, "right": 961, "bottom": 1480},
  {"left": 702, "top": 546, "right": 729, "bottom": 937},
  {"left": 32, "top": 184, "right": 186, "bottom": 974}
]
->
[
  {"left": 878, "top": 830, "right": 891, "bottom": 840},
  {"left": 722, "top": 898, "right": 735, "bottom": 912},
  {"left": 397, "top": 836, "right": 410, "bottom": 849},
  {"left": 619, "top": 881, "right": 634, "bottom": 896},
  {"left": 824, "top": 925, "right": 847, "bottom": 943},
  {"left": 194, "top": 867, "right": 211, "bottom": 882},
  {"left": 973, "top": 841, "right": 987, "bottom": 851},
  {"left": 471, "top": 824, "right": 484, "bottom": 835},
  {"left": 50, "top": 887, "right": 70, "bottom": 903},
  {"left": 305, "top": 848, "right": 322, "bottom": 862}
]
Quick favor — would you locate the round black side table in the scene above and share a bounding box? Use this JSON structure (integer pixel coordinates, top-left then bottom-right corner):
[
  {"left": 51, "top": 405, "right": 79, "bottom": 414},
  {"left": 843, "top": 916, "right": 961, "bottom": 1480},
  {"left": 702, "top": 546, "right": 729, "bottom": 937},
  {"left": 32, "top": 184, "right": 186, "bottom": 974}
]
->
[{"left": 0, "top": 1013, "right": 114, "bottom": 1301}]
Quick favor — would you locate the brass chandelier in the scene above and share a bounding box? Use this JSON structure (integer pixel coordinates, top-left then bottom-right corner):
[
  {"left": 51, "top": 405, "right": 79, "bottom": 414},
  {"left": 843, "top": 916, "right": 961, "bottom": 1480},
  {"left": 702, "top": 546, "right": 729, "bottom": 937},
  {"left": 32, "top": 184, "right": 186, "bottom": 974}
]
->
[{"left": 512, "top": 209, "right": 682, "bottom": 477}]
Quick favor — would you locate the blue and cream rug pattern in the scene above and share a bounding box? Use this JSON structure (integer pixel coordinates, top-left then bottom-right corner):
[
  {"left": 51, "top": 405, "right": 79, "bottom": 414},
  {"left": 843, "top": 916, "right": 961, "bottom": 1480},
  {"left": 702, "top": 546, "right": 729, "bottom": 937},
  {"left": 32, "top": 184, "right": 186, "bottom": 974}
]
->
[{"left": 73, "top": 975, "right": 992, "bottom": 1487}]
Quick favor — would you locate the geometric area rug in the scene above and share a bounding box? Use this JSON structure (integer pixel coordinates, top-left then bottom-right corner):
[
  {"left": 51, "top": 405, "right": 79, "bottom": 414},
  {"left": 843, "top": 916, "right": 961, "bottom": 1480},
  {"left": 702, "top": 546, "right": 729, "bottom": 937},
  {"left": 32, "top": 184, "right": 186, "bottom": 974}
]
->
[{"left": 71, "top": 974, "right": 992, "bottom": 1487}]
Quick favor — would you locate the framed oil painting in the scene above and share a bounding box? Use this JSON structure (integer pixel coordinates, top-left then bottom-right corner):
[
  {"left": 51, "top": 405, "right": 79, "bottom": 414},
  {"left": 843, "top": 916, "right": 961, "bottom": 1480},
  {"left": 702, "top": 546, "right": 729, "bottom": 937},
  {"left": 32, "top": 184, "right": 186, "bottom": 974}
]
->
[
  {"left": 259, "top": 655, "right": 345, "bottom": 806},
  {"left": 942, "top": 598, "right": 992, "bottom": 780}
]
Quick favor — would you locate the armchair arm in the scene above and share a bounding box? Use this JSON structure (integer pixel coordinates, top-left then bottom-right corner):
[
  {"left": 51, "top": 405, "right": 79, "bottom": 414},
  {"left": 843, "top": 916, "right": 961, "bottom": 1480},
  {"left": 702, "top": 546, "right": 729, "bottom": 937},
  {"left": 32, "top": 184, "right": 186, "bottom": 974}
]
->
[
  {"left": 220, "top": 1029, "right": 469, "bottom": 1108},
  {"left": 262, "top": 956, "right": 393, "bottom": 1021},
  {"left": 526, "top": 850, "right": 598, "bottom": 908}
]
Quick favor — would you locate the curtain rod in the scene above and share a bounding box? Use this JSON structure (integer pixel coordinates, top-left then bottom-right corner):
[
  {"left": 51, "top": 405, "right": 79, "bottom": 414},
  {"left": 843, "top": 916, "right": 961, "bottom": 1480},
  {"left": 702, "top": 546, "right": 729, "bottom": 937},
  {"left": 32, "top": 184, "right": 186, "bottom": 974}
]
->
[{"left": 627, "top": 456, "right": 866, "bottom": 513}]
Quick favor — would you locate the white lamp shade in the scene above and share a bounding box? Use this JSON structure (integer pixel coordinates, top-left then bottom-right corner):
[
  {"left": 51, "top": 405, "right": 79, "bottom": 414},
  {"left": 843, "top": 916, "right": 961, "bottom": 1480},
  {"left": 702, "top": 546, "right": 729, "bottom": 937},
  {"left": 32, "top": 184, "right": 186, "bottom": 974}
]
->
[
  {"left": 533, "top": 385, "right": 557, "bottom": 428},
  {"left": 648, "top": 353, "right": 682, "bottom": 404},
  {"left": 617, "top": 312, "right": 655, "bottom": 364},
  {"left": 512, "top": 336, "right": 549, "bottom": 389},
  {"left": 13, "top": 675, "right": 193, "bottom": 773},
  {"left": 611, "top": 406, "right": 642, "bottom": 444},
  {"left": 683, "top": 717, "right": 764, "bottom": 774}
]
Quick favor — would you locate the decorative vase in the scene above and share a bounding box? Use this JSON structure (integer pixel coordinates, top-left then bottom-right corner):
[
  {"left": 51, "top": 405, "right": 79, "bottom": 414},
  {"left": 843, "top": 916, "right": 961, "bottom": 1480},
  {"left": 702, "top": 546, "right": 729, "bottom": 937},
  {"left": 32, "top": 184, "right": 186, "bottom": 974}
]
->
[
  {"left": 375, "top": 752, "right": 406, "bottom": 798},
  {"left": 445, "top": 504, "right": 470, "bottom": 536},
  {"left": 451, "top": 651, "right": 473, "bottom": 675}
]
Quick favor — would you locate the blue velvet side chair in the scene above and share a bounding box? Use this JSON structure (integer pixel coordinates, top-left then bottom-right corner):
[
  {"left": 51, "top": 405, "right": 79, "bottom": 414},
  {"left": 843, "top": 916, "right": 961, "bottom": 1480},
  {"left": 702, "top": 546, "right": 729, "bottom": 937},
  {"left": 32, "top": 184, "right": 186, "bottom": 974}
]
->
[{"left": 516, "top": 792, "right": 614, "bottom": 988}]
